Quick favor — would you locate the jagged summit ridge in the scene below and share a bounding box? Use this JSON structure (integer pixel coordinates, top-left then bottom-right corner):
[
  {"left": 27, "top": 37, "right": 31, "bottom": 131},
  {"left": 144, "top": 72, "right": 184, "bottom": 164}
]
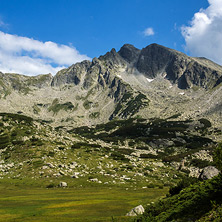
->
[{"left": 1, "top": 43, "right": 222, "bottom": 90}]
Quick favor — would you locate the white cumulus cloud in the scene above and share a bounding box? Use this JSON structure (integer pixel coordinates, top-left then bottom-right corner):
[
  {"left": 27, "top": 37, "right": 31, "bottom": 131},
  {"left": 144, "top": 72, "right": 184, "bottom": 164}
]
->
[
  {"left": 143, "top": 27, "right": 155, "bottom": 36},
  {"left": 0, "top": 31, "right": 90, "bottom": 76},
  {"left": 182, "top": 0, "right": 222, "bottom": 64}
]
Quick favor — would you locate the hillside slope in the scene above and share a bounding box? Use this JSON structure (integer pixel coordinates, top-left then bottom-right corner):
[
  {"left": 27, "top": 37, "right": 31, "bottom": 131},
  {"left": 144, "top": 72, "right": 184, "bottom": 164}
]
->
[{"left": 135, "top": 173, "right": 222, "bottom": 222}]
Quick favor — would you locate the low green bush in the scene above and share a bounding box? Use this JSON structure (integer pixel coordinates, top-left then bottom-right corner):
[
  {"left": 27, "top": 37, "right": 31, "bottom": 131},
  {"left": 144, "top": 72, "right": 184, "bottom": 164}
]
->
[
  {"left": 136, "top": 174, "right": 222, "bottom": 222},
  {"left": 110, "top": 152, "right": 129, "bottom": 162},
  {"left": 169, "top": 177, "right": 199, "bottom": 196}
]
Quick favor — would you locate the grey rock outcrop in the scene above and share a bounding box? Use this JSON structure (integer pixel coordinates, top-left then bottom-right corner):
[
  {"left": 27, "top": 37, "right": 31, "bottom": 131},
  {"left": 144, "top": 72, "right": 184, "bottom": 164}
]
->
[
  {"left": 51, "top": 60, "right": 91, "bottom": 87},
  {"left": 189, "top": 167, "right": 202, "bottom": 178}
]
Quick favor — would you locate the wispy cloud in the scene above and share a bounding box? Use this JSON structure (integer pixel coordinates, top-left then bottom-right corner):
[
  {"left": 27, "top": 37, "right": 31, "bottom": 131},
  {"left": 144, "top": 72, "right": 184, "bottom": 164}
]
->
[
  {"left": 0, "top": 20, "right": 4, "bottom": 27},
  {"left": 0, "top": 17, "right": 8, "bottom": 29},
  {"left": 0, "top": 31, "right": 91, "bottom": 76},
  {"left": 143, "top": 27, "right": 155, "bottom": 36},
  {"left": 182, "top": 0, "right": 222, "bottom": 64}
]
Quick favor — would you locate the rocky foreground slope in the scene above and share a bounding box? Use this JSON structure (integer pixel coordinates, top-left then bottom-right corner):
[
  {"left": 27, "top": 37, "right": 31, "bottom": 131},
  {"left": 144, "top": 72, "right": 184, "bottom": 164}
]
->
[{"left": 0, "top": 112, "right": 220, "bottom": 187}]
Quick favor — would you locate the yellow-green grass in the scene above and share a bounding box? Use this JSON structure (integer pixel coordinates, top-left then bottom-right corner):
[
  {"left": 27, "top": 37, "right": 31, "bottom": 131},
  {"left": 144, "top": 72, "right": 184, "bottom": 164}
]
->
[{"left": 0, "top": 184, "right": 168, "bottom": 222}]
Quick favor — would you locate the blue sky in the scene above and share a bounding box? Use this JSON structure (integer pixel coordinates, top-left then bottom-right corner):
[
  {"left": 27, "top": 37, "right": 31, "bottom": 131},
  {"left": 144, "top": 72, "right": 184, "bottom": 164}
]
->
[{"left": 0, "top": 0, "right": 221, "bottom": 75}]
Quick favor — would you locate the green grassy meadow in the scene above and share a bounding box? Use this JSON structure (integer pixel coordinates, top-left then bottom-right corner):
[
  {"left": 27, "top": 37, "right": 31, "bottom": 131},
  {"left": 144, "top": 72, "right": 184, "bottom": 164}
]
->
[{"left": 0, "top": 184, "right": 168, "bottom": 222}]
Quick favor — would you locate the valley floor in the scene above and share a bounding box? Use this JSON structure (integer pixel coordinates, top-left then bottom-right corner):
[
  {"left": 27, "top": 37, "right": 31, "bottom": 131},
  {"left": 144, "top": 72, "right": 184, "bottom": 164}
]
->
[{"left": 0, "top": 182, "right": 168, "bottom": 222}]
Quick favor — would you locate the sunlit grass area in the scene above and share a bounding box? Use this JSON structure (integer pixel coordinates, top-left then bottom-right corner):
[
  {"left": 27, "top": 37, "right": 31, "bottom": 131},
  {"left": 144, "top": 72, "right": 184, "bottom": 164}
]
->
[{"left": 0, "top": 184, "right": 168, "bottom": 222}]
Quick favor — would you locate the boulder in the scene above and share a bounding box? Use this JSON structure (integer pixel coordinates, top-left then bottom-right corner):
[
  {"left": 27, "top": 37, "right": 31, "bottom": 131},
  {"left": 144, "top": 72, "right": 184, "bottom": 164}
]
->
[
  {"left": 126, "top": 205, "right": 144, "bottom": 216},
  {"left": 59, "top": 182, "right": 67, "bottom": 187},
  {"left": 199, "top": 166, "right": 220, "bottom": 180}
]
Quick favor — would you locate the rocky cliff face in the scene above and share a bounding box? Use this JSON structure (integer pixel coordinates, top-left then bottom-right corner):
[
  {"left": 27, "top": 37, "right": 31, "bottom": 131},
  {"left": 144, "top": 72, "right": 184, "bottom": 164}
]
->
[
  {"left": 0, "top": 43, "right": 222, "bottom": 127},
  {"left": 51, "top": 60, "right": 91, "bottom": 87},
  {"left": 119, "top": 43, "right": 222, "bottom": 89}
]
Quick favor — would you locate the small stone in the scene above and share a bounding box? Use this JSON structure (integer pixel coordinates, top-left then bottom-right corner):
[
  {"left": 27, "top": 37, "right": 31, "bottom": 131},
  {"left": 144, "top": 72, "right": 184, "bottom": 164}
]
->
[
  {"left": 89, "top": 178, "right": 98, "bottom": 182},
  {"left": 72, "top": 172, "right": 80, "bottom": 178},
  {"left": 59, "top": 170, "right": 65, "bottom": 175},
  {"left": 69, "top": 164, "right": 76, "bottom": 169},
  {"left": 46, "top": 163, "right": 54, "bottom": 168}
]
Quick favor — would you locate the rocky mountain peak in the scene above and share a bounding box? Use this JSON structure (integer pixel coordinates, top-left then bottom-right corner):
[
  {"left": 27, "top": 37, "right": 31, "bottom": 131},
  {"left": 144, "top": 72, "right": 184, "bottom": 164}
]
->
[
  {"left": 118, "top": 44, "right": 140, "bottom": 64},
  {"left": 136, "top": 43, "right": 180, "bottom": 78}
]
